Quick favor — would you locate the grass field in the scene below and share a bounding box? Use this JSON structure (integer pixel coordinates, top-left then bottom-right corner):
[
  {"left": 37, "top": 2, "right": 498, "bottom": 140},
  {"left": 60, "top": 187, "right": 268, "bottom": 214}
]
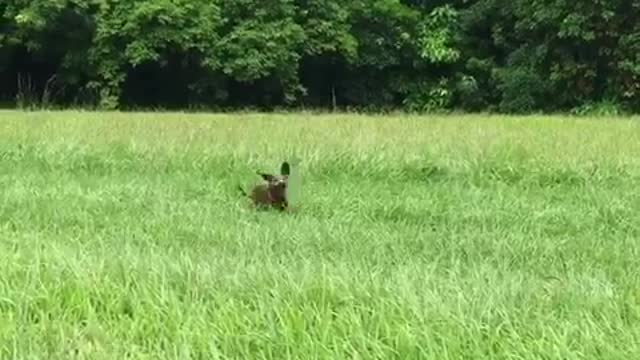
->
[{"left": 1, "top": 110, "right": 640, "bottom": 359}]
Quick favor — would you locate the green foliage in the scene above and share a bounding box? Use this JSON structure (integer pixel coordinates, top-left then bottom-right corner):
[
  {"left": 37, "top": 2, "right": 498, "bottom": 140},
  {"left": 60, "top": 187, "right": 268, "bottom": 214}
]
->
[
  {"left": 493, "top": 46, "right": 550, "bottom": 113},
  {"left": 418, "top": 5, "right": 460, "bottom": 64},
  {"left": 296, "top": 0, "right": 357, "bottom": 60},
  {"left": 1, "top": 0, "right": 640, "bottom": 112},
  {"left": 494, "top": 66, "right": 546, "bottom": 113},
  {"left": 402, "top": 78, "right": 453, "bottom": 113},
  {"left": 89, "top": 0, "right": 222, "bottom": 108},
  {"left": 570, "top": 100, "right": 626, "bottom": 117},
  {"left": 453, "top": 73, "right": 483, "bottom": 111}
]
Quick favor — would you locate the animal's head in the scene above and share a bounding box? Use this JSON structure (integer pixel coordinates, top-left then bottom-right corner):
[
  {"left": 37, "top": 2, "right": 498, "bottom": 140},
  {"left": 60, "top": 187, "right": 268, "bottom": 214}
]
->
[{"left": 257, "top": 161, "right": 290, "bottom": 204}]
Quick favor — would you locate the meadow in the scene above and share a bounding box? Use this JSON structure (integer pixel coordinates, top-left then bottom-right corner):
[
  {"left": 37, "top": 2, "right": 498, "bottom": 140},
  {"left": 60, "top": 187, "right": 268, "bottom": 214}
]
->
[{"left": 1, "top": 110, "right": 639, "bottom": 359}]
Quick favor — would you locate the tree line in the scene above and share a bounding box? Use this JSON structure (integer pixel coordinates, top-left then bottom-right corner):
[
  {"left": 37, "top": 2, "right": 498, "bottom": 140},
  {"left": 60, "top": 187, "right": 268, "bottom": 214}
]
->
[{"left": 1, "top": 0, "right": 639, "bottom": 113}]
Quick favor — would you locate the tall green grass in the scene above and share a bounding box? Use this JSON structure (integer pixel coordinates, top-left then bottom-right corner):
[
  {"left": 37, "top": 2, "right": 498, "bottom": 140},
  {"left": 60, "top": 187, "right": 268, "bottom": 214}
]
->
[{"left": 1, "top": 110, "right": 640, "bottom": 359}]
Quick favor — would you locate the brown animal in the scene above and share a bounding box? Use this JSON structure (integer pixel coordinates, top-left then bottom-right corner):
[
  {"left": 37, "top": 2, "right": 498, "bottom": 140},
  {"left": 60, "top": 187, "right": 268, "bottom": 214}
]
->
[{"left": 238, "top": 161, "right": 290, "bottom": 211}]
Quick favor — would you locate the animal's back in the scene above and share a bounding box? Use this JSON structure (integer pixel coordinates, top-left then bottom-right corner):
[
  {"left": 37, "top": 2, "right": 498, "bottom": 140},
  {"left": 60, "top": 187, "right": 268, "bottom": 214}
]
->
[{"left": 249, "top": 184, "right": 270, "bottom": 206}]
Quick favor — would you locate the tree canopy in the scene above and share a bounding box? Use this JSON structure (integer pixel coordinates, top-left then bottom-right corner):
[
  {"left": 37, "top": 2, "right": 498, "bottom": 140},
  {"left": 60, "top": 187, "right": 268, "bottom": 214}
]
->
[{"left": 1, "top": 0, "right": 639, "bottom": 113}]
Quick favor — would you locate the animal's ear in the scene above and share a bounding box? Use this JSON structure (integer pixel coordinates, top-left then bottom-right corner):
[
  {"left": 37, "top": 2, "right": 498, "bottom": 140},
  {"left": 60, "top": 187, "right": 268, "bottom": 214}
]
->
[
  {"left": 258, "top": 172, "right": 276, "bottom": 182},
  {"left": 280, "top": 161, "right": 290, "bottom": 176}
]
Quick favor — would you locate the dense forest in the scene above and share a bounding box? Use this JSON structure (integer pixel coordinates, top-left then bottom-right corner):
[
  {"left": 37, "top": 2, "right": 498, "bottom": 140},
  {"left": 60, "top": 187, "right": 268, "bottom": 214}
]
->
[{"left": 1, "top": 0, "right": 639, "bottom": 113}]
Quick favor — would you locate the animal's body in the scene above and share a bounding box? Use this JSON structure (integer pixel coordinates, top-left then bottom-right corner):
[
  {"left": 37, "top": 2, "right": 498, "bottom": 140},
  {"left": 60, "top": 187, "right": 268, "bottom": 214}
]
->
[{"left": 238, "top": 162, "right": 290, "bottom": 211}]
